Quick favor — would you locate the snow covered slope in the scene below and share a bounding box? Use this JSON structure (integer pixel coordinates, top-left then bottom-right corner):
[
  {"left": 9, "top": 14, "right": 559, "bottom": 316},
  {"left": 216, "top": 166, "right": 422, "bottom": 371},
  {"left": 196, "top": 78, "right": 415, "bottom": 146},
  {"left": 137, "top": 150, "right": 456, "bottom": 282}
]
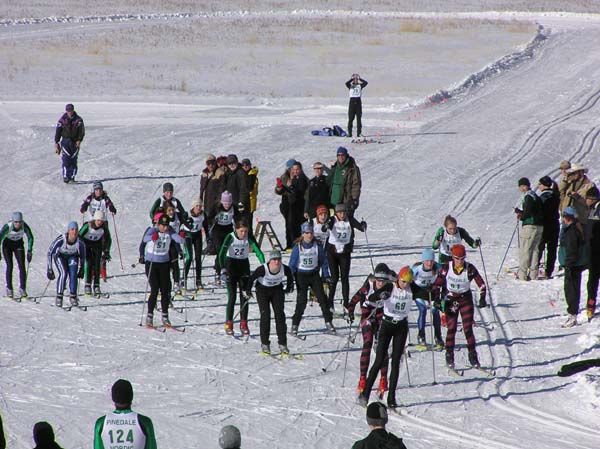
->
[{"left": 1, "top": 8, "right": 600, "bottom": 449}]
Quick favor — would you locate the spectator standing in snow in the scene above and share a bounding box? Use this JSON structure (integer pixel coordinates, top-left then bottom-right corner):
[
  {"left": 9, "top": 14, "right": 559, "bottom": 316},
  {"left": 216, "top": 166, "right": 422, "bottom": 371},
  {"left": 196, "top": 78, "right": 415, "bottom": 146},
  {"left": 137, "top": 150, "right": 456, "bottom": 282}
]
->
[
  {"left": 32, "top": 422, "right": 64, "bottom": 449},
  {"left": 585, "top": 186, "right": 600, "bottom": 320},
  {"left": 328, "top": 146, "right": 362, "bottom": 215},
  {"left": 54, "top": 103, "right": 85, "bottom": 183},
  {"left": 352, "top": 402, "right": 408, "bottom": 449},
  {"left": 219, "top": 425, "right": 241, "bottom": 449},
  {"left": 275, "top": 160, "right": 308, "bottom": 250},
  {"left": 515, "top": 177, "right": 543, "bottom": 281},
  {"left": 558, "top": 160, "right": 571, "bottom": 213},
  {"left": 241, "top": 158, "right": 258, "bottom": 235},
  {"left": 536, "top": 176, "right": 560, "bottom": 279},
  {"left": 558, "top": 207, "right": 587, "bottom": 328},
  {"left": 346, "top": 73, "right": 368, "bottom": 138},
  {"left": 304, "top": 161, "right": 330, "bottom": 219},
  {"left": 200, "top": 154, "right": 226, "bottom": 228},
  {"left": 224, "top": 154, "right": 250, "bottom": 213},
  {"left": 561, "top": 164, "right": 596, "bottom": 225}
]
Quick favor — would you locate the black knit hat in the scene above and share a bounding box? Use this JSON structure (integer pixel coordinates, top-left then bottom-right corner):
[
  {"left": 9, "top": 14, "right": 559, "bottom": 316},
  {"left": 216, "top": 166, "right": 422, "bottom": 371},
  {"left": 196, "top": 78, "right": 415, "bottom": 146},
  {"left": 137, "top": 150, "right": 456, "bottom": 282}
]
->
[
  {"left": 366, "top": 402, "right": 388, "bottom": 426},
  {"left": 226, "top": 154, "right": 238, "bottom": 165},
  {"left": 538, "top": 176, "right": 553, "bottom": 188},
  {"left": 163, "top": 182, "right": 174, "bottom": 192},
  {"left": 33, "top": 422, "right": 55, "bottom": 445},
  {"left": 518, "top": 177, "right": 530, "bottom": 187},
  {"left": 111, "top": 379, "right": 134, "bottom": 406}
]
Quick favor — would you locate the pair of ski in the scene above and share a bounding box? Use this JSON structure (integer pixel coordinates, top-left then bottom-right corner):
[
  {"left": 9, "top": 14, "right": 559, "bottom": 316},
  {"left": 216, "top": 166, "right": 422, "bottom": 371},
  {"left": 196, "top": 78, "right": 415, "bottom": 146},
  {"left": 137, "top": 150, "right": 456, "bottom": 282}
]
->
[
  {"left": 260, "top": 350, "right": 304, "bottom": 361},
  {"left": 4, "top": 295, "right": 23, "bottom": 303},
  {"left": 448, "top": 365, "right": 496, "bottom": 377},
  {"left": 55, "top": 303, "right": 88, "bottom": 312},
  {"left": 146, "top": 324, "right": 186, "bottom": 333},
  {"left": 85, "top": 292, "right": 110, "bottom": 299},
  {"left": 411, "top": 343, "right": 444, "bottom": 352}
]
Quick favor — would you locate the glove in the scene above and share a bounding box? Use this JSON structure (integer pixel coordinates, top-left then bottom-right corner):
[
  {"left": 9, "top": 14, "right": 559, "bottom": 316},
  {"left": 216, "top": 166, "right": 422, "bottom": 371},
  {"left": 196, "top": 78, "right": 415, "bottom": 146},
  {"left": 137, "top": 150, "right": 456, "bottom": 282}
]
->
[
  {"left": 361, "top": 220, "right": 367, "bottom": 231},
  {"left": 478, "top": 298, "right": 488, "bottom": 308},
  {"left": 47, "top": 267, "right": 55, "bottom": 280},
  {"left": 323, "top": 276, "right": 333, "bottom": 286},
  {"left": 276, "top": 177, "right": 283, "bottom": 189},
  {"left": 345, "top": 308, "right": 354, "bottom": 323},
  {"left": 77, "top": 267, "right": 84, "bottom": 279},
  {"left": 151, "top": 231, "right": 159, "bottom": 241},
  {"left": 26, "top": 250, "right": 32, "bottom": 263},
  {"left": 244, "top": 289, "right": 253, "bottom": 299},
  {"left": 54, "top": 143, "right": 60, "bottom": 154},
  {"left": 474, "top": 237, "right": 481, "bottom": 248},
  {"left": 75, "top": 141, "right": 81, "bottom": 149},
  {"left": 179, "top": 230, "right": 186, "bottom": 239},
  {"left": 109, "top": 206, "right": 117, "bottom": 214},
  {"left": 220, "top": 268, "right": 228, "bottom": 284},
  {"left": 103, "top": 251, "right": 111, "bottom": 262},
  {"left": 285, "top": 283, "right": 294, "bottom": 294},
  {"left": 138, "top": 256, "right": 145, "bottom": 264}
]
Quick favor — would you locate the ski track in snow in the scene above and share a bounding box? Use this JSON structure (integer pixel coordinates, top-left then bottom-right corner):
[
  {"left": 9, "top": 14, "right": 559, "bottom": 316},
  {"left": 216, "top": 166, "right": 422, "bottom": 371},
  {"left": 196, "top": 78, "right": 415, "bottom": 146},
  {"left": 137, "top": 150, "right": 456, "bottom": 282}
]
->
[{"left": 1, "top": 8, "right": 600, "bottom": 449}]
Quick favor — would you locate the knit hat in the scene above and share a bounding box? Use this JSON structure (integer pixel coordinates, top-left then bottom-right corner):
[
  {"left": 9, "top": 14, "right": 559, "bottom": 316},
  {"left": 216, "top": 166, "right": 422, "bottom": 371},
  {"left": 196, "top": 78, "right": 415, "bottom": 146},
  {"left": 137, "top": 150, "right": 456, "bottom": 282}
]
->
[
  {"left": 65, "top": 103, "right": 74, "bottom": 111},
  {"left": 373, "top": 263, "right": 392, "bottom": 281},
  {"left": 586, "top": 186, "right": 600, "bottom": 200},
  {"left": 567, "top": 163, "right": 588, "bottom": 174},
  {"left": 316, "top": 204, "right": 329, "bottom": 216},
  {"left": 559, "top": 160, "right": 571, "bottom": 170},
  {"left": 221, "top": 191, "right": 233, "bottom": 206},
  {"left": 421, "top": 248, "right": 435, "bottom": 262},
  {"left": 93, "top": 210, "right": 106, "bottom": 221},
  {"left": 451, "top": 244, "right": 466, "bottom": 259},
  {"left": 285, "top": 159, "right": 296, "bottom": 170},
  {"left": 111, "top": 379, "right": 134, "bottom": 406},
  {"left": 163, "top": 182, "right": 174, "bottom": 192},
  {"left": 517, "top": 177, "right": 530, "bottom": 187},
  {"left": 336, "top": 146, "right": 349, "bottom": 156},
  {"left": 206, "top": 153, "right": 216, "bottom": 162},
  {"left": 335, "top": 203, "right": 347, "bottom": 213},
  {"left": 366, "top": 402, "right": 388, "bottom": 427},
  {"left": 219, "top": 425, "right": 241, "bottom": 449},
  {"left": 93, "top": 180, "right": 103, "bottom": 190},
  {"left": 66, "top": 221, "right": 78, "bottom": 232},
  {"left": 153, "top": 212, "right": 164, "bottom": 223},
  {"left": 12, "top": 211, "right": 23, "bottom": 222},
  {"left": 241, "top": 158, "right": 251, "bottom": 166},
  {"left": 191, "top": 198, "right": 203, "bottom": 209},
  {"left": 158, "top": 215, "right": 170, "bottom": 226},
  {"left": 538, "top": 176, "right": 553, "bottom": 188},
  {"left": 268, "top": 250, "right": 282, "bottom": 261},
  {"left": 301, "top": 222, "right": 314, "bottom": 234},
  {"left": 563, "top": 206, "right": 577, "bottom": 218},
  {"left": 398, "top": 266, "right": 413, "bottom": 283},
  {"left": 33, "top": 421, "right": 55, "bottom": 446},
  {"left": 226, "top": 154, "right": 238, "bottom": 165}
]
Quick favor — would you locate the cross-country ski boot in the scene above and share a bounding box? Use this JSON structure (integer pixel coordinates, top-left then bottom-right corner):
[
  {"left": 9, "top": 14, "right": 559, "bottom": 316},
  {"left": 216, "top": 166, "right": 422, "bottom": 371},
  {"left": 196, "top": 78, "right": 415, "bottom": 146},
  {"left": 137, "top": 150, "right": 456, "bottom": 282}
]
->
[
  {"left": 279, "top": 344, "right": 289, "bottom": 356},
  {"left": 445, "top": 350, "right": 455, "bottom": 369},
  {"left": 290, "top": 325, "right": 299, "bottom": 336},
  {"left": 240, "top": 320, "right": 250, "bottom": 336},
  {"left": 69, "top": 294, "right": 79, "bottom": 307},
  {"left": 357, "top": 393, "right": 368, "bottom": 407},
  {"left": 55, "top": 295, "right": 63, "bottom": 307},
  {"left": 587, "top": 298, "right": 596, "bottom": 322},
  {"left": 93, "top": 285, "right": 102, "bottom": 298},
  {"left": 416, "top": 334, "right": 427, "bottom": 350},
  {"left": 468, "top": 351, "right": 480, "bottom": 368},
  {"left": 260, "top": 344, "right": 271, "bottom": 355},
  {"left": 377, "top": 376, "right": 388, "bottom": 399},
  {"left": 434, "top": 336, "right": 444, "bottom": 351},
  {"left": 357, "top": 375, "right": 367, "bottom": 394},
  {"left": 19, "top": 288, "right": 28, "bottom": 299},
  {"left": 562, "top": 314, "right": 577, "bottom": 328},
  {"left": 146, "top": 313, "right": 154, "bottom": 328},
  {"left": 84, "top": 284, "right": 92, "bottom": 296},
  {"left": 325, "top": 321, "right": 336, "bottom": 334},
  {"left": 162, "top": 314, "right": 171, "bottom": 327},
  {"left": 387, "top": 397, "right": 399, "bottom": 410},
  {"left": 224, "top": 320, "right": 234, "bottom": 336},
  {"left": 5, "top": 288, "right": 13, "bottom": 299}
]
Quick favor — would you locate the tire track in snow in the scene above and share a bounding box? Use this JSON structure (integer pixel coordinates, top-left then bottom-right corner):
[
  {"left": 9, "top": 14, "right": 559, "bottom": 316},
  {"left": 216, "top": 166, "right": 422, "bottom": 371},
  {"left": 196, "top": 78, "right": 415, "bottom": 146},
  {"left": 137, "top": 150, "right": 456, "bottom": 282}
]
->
[{"left": 451, "top": 87, "right": 600, "bottom": 217}]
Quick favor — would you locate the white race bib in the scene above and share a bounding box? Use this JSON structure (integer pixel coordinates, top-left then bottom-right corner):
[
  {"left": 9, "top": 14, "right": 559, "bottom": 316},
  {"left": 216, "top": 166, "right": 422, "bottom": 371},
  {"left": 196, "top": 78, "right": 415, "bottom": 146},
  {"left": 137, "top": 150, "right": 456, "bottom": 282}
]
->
[
  {"left": 298, "top": 244, "right": 318, "bottom": 271},
  {"left": 446, "top": 262, "right": 470, "bottom": 294},
  {"left": 100, "top": 411, "right": 147, "bottom": 449}
]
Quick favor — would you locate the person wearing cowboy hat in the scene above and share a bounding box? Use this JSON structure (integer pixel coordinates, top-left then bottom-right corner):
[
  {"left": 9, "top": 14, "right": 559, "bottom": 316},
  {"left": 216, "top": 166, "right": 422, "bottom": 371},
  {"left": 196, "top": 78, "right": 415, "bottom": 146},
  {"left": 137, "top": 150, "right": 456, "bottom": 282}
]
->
[
  {"left": 561, "top": 163, "right": 596, "bottom": 223},
  {"left": 557, "top": 160, "right": 571, "bottom": 212},
  {"left": 585, "top": 186, "right": 600, "bottom": 321}
]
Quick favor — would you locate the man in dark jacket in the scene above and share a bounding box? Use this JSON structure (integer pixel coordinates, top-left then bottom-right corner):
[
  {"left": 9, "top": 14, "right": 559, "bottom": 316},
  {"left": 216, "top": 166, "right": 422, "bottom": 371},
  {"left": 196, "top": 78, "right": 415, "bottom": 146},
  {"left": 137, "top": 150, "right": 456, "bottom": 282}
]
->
[
  {"left": 328, "top": 147, "right": 362, "bottom": 215},
  {"left": 200, "top": 154, "right": 226, "bottom": 227},
  {"left": 224, "top": 154, "right": 250, "bottom": 212},
  {"left": 515, "top": 177, "right": 543, "bottom": 281},
  {"left": 585, "top": 186, "right": 600, "bottom": 320},
  {"left": 304, "top": 161, "right": 330, "bottom": 219},
  {"left": 277, "top": 161, "right": 308, "bottom": 249},
  {"left": 33, "top": 421, "right": 64, "bottom": 449},
  {"left": 54, "top": 103, "right": 85, "bottom": 183},
  {"left": 559, "top": 207, "right": 587, "bottom": 328},
  {"left": 352, "top": 402, "right": 407, "bottom": 449},
  {"left": 537, "top": 176, "right": 560, "bottom": 279}
]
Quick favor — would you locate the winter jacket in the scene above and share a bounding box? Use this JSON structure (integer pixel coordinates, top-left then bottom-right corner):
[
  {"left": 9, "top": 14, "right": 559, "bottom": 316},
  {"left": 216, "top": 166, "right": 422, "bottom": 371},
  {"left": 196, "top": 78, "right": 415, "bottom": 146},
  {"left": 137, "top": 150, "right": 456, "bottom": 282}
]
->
[
  {"left": 352, "top": 428, "right": 407, "bottom": 449},
  {"left": 289, "top": 240, "right": 330, "bottom": 277},
  {"left": 324, "top": 215, "right": 365, "bottom": 254},
  {"left": 149, "top": 195, "right": 187, "bottom": 224},
  {"left": 80, "top": 192, "right": 117, "bottom": 215},
  {"left": 559, "top": 221, "right": 587, "bottom": 268},
  {"left": 560, "top": 175, "right": 596, "bottom": 224},
  {"left": 587, "top": 201, "right": 600, "bottom": 259},
  {"left": 200, "top": 166, "right": 226, "bottom": 220},
  {"left": 246, "top": 166, "right": 259, "bottom": 212},
  {"left": 277, "top": 172, "right": 309, "bottom": 219},
  {"left": 538, "top": 188, "right": 560, "bottom": 236},
  {"left": 275, "top": 171, "right": 292, "bottom": 215},
  {"left": 304, "top": 174, "right": 330, "bottom": 216},
  {"left": 224, "top": 164, "right": 250, "bottom": 211},
  {"left": 54, "top": 111, "right": 85, "bottom": 144},
  {"left": 328, "top": 156, "right": 361, "bottom": 212},
  {"left": 0, "top": 220, "right": 34, "bottom": 251},
  {"left": 519, "top": 190, "right": 543, "bottom": 226}
]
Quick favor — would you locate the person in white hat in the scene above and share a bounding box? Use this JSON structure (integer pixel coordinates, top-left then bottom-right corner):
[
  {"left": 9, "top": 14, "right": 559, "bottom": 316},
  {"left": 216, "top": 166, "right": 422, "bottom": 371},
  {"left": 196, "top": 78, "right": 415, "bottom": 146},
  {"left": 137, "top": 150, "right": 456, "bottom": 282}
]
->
[
  {"left": 79, "top": 210, "right": 112, "bottom": 297},
  {"left": 561, "top": 163, "right": 596, "bottom": 223}
]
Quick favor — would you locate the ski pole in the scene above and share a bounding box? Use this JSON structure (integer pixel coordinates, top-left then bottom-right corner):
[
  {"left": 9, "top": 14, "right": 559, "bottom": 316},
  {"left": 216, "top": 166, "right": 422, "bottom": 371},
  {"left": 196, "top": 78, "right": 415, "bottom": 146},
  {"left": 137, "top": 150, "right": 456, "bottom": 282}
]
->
[
  {"left": 428, "top": 290, "right": 437, "bottom": 385},
  {"left": 36, "top": 279, "right": 52, "bottom": 303},
  {"left": 139, "top": 259, "right": 153, "bottom": 326},
  {"left": 478, "top": 245, "right": 493, "bottom": 304},
  {"left": 496, "top": 222, "right": 518, "bottom": 280},
  {"left": 362, "top": 217, "right": 375, "bottom": 272},
  {"left": 341, "top": 319, "right": 353, "bottom": 387},
  {"left": 111, "top": 213, "right": 125, "bottom": 271},
  {"left": 403, "top": 346, "right": 412, "bottom": 387}
]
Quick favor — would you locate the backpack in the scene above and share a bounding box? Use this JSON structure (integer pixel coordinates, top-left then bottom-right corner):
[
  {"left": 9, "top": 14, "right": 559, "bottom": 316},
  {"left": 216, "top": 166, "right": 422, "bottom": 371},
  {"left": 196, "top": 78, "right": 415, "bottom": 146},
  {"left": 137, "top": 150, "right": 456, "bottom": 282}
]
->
[{"left": 332, "top": 125, "right": 347, "bottom": 137}]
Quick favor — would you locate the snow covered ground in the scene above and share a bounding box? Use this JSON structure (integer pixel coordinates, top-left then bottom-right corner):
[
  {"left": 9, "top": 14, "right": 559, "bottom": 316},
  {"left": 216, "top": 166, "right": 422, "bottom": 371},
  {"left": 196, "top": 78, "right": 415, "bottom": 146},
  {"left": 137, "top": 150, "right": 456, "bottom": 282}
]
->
[{"left": 1, "top": 4, "right": 600, "bottom": 449}]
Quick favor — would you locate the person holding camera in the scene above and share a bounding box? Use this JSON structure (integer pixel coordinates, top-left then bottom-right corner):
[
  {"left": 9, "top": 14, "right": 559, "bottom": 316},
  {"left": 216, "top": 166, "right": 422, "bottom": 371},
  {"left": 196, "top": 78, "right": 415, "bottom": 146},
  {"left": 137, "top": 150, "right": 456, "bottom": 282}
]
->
[
  {"left": 275, "top": 161, "right": 308, "bottom": 250},
  {"left": 346, "top": 73, "right": 368, "bottom": 137},
  {"left": 560, "top": 163, "right": 596, "bottom": 225}
]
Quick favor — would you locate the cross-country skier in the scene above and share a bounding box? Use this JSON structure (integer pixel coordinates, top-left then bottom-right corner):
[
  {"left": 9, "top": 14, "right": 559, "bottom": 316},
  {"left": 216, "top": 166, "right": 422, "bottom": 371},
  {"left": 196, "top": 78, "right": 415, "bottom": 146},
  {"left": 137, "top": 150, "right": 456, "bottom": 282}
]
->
[
  {"left": 411, "top": 248, "right": 444, "bottom": 349},
  {"left": 142, "top": 214, "right": 184, "bottom": 327},
  {"left": 0, "top": 212, "right": 34, "bottom": 299},
  {"left": 54, "top": 103, "right": 84, "bottom": 183},
  {"left": 247, "top": 249, "right": 294, "bottom": 354},
  {"left": 210, "top": 191, "right": 242, "bottom": 284},
  {"left": 358, "top": 266, "right": 413, "bottom": 409},
  {"left": 312, "top": 204, "right": 331, "bottom": 247},
  {"left": 79, "top": 210, "right": 112, "bottom": 297},
  {"left": 218, "top": 219, "right": 265, "bottom": 336},
  {"left": 346, "top": 73, "right": 368, "bottom": 138},
  {"left": 94, "top": 379, "right": 157, "bottom": 449},
  {"left": 289, "top": 222, "right": 336, "bottom": 335},
  {"left": 164, "top": 200, "right": 186, "bottom": 294},
  {"left": 432, "top": 244, "right": 487, "bottom": 369},
  {"left": 149, "top": 182, "right": 187, "bottom": 224},
  {"left": 346, "top": 263, "right": 394, "bottom": 396},
  {"left": 182, "top": 198, "right": 208, "bottom": 290},
  {"left": 431, "top": 215, "right": 480, "bottom": 264},
  {"left": 80, "top": 181, "right": 117, "bottom": 220},
  {"left": 47, "top": 221, "right": 86, "bottom": 307},
  {"left": 324, "top": 203, "right": 367, "bottom": 312}
]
